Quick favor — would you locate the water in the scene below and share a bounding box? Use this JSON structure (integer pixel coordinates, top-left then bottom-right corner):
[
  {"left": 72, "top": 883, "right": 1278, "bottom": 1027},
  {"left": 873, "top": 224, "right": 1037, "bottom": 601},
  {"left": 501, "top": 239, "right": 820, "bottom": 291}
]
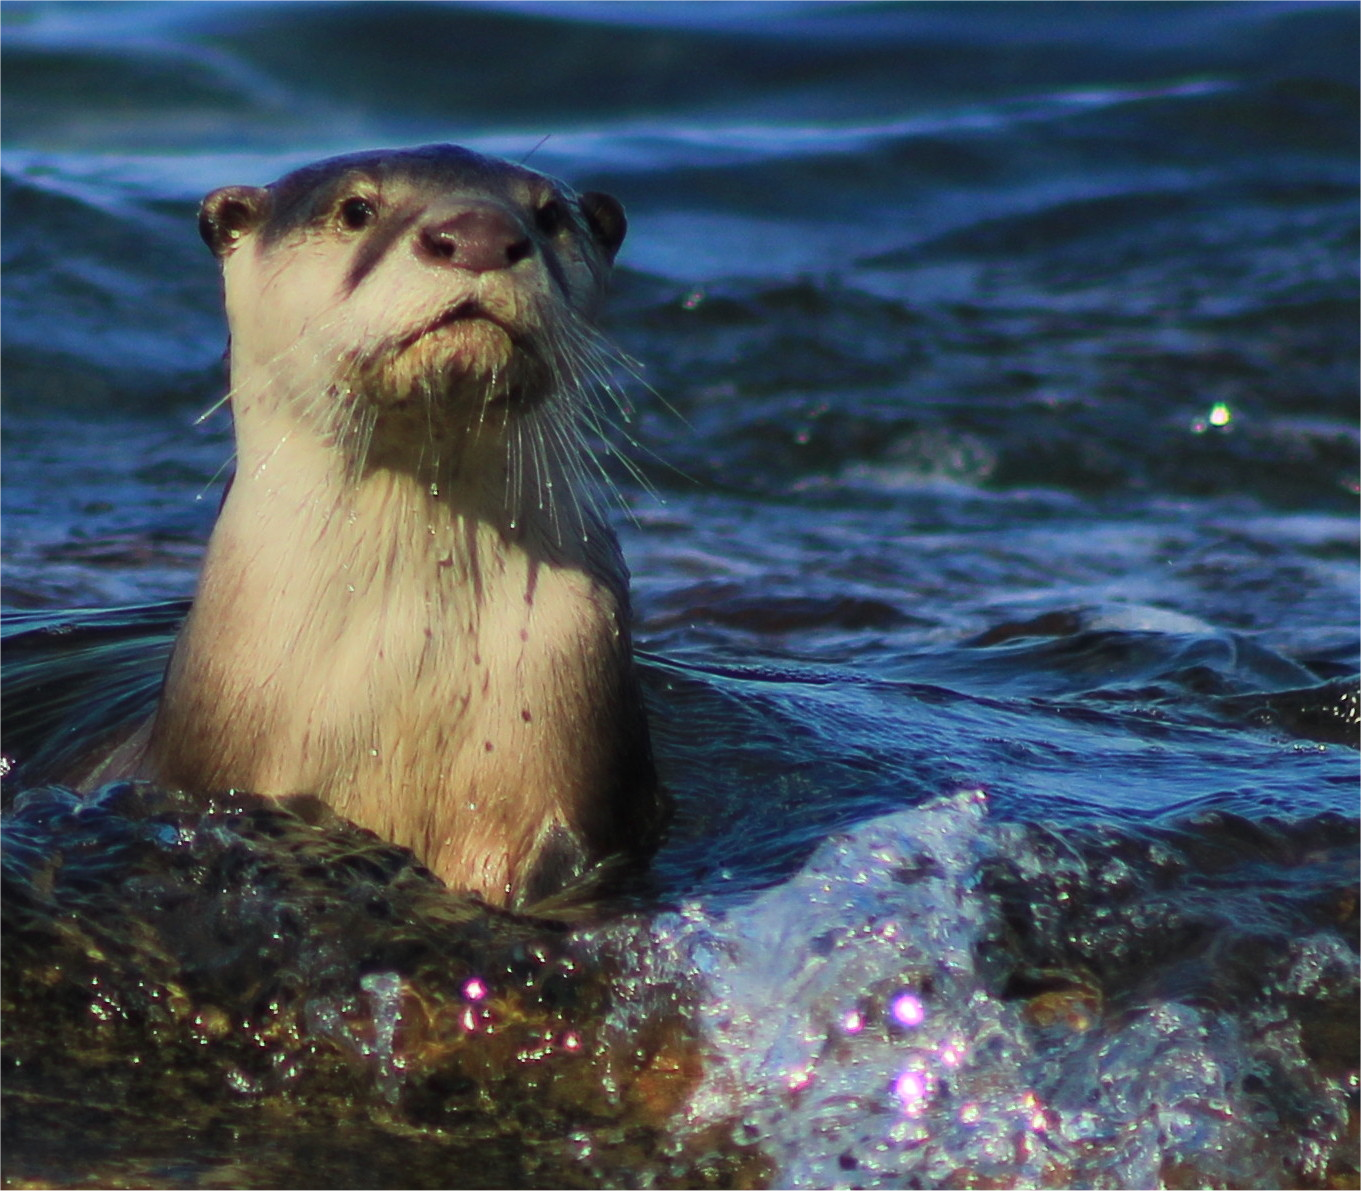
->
[{"left": 2, "top": 3, "right": 1357, "bottom": 1187}]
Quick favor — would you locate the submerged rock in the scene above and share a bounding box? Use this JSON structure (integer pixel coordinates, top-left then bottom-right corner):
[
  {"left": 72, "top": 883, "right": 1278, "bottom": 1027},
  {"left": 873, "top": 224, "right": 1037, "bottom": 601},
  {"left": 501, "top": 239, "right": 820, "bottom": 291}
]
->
[{"left": 3, "top": 782, "right": 1354, "bottom": 1189}]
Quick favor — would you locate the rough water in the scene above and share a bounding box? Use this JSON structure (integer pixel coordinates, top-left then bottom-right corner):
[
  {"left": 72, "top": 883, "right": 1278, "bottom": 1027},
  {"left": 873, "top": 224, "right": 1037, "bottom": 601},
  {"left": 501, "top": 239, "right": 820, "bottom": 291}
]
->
[{"left": 2, "top": 3, "right": 1357, "bottom": 1188}]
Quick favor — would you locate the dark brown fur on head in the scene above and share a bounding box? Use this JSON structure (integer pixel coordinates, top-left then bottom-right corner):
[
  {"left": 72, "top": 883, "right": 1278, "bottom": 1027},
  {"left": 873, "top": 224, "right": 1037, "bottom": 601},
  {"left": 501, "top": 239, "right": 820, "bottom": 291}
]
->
[{"left": 199, "top": 144, "right": 625, "bottom": 263}]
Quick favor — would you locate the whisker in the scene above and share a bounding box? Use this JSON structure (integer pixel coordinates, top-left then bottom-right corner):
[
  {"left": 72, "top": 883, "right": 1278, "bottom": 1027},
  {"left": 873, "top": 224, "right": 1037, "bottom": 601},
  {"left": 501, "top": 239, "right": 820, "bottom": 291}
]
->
[
  {"left": 196, "top": 451, "right": 237, "bottom": 504},
  {"left": 193, "top": 389, "right": 232, "bottom": 426}
]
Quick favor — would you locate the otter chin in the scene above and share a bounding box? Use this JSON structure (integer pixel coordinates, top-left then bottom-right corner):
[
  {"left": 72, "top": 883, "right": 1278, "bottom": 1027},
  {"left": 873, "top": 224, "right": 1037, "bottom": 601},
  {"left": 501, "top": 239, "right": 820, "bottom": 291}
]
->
[{"left": 77, "top": 144, "right": 662, "bottom": 908}]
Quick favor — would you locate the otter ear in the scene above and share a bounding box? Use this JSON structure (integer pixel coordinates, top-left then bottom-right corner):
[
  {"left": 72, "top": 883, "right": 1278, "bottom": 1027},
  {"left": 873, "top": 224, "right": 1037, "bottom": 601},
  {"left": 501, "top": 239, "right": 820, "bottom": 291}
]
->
[
  {"left": 578, "top": 191, "right": 627, "bottom": 261},
  {"left": 199, "top": 185, "right": 269, "bottom": 258}
]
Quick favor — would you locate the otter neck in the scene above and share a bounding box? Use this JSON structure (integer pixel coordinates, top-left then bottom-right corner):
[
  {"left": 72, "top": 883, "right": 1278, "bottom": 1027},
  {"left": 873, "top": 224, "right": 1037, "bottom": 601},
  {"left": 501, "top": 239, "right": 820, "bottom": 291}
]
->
[{"left": 146, "top": 403, "right": 637, "bottom": 904}]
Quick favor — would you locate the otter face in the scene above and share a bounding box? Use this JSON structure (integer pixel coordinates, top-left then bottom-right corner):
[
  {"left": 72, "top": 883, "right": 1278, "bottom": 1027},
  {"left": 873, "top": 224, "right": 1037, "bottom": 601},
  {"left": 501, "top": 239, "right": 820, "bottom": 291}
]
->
[{"left": 200, "top": 145, "right": 627, "bottom": 468}]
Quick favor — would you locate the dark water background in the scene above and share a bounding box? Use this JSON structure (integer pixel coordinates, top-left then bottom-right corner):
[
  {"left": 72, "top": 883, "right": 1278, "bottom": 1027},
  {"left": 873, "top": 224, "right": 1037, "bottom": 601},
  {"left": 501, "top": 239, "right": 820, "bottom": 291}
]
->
[{"left": 2, "top": 3, "right": 1357, "bottom": 1188}]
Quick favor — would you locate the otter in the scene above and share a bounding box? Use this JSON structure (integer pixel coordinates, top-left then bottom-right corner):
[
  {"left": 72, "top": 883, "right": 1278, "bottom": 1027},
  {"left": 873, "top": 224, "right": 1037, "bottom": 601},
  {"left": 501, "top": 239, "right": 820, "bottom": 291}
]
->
[{"left": 76, "top": 145, "right": 660, "bottom": 907}]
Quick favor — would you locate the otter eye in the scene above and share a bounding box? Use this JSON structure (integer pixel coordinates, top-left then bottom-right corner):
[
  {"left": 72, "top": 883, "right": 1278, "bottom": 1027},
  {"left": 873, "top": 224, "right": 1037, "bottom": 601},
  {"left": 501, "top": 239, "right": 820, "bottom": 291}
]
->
[
  {"left": 534, "top": 199, "right": 566, "bottom": 237},
  {"left": 339, "top": 197, "right": 377, "bottom": 230}
]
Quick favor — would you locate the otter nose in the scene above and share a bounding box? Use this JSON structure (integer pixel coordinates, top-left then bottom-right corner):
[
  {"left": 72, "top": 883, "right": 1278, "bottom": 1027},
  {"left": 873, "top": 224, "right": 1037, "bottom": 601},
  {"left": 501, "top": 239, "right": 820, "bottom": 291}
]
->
[{"left": 420, "top": 207, "right": 534, "bottom": 273}]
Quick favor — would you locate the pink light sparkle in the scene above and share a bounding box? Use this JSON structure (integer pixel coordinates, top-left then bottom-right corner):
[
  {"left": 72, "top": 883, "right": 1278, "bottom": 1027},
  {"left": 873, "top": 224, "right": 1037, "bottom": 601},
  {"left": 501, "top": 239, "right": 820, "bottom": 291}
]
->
[
  {"left": 893, "top": 1068, "right": 930, "bottom": 1114},
  {"left": 889, "top": 992, "right": 925, "bottom": 1027}
]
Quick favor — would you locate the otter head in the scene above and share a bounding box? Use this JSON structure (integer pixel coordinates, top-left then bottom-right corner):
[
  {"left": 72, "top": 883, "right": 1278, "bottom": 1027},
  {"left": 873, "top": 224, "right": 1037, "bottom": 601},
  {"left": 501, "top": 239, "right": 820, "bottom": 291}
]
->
[{"left": 199, "top": 145, "right": 628, "bottom": 481}]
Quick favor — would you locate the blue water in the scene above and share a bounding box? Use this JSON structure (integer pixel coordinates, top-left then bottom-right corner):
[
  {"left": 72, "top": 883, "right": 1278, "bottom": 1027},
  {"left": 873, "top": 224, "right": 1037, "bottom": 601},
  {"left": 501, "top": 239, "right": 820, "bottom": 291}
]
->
[{"left": 2, "top": 3, "right": 1357, "bottom": 1188}]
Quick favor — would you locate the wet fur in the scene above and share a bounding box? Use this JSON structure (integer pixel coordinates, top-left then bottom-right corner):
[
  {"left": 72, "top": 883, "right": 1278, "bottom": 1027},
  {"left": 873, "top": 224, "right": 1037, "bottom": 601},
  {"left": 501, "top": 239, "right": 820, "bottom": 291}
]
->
[{"left": 126, "top": 145, "right": 657, "bottom": 906}]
